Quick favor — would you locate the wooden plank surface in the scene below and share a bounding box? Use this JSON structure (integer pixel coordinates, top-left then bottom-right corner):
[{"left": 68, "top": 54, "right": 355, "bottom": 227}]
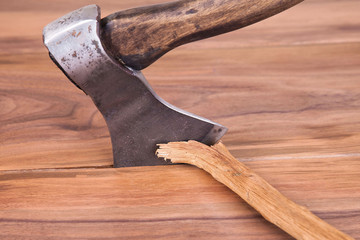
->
[
  {"left": 1, "top": 160, "right": 359, "bottom": 240},
  {"left": 0, "top": 0, "right": 359, "bottom": 239}
]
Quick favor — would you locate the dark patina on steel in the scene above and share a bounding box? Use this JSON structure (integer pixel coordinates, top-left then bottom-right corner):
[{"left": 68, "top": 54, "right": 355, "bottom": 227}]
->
[{"left": 43, "top": 5, "right": 227, "bottom": 167}]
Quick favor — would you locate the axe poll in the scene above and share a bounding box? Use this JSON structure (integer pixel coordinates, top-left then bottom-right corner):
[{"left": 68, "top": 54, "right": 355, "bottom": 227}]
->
[{"left": 43, "top": 1, "right": 354, "bottom": 240}]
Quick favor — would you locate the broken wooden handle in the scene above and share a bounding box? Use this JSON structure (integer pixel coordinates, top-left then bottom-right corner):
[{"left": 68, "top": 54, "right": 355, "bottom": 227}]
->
[
  {"left": 100, "top": 0, "right": 303, "bottom": 70},
  {"left": 156, "top": 141, "right": 354, "bottom": 240}
]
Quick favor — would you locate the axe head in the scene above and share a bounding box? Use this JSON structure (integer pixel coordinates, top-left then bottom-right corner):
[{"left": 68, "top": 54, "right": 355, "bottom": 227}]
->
[{"left": 43, "top": 5, "right": 227, "bottom": 167}]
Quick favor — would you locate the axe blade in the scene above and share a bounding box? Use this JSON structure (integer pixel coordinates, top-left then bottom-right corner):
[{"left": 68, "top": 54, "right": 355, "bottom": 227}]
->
[{"left": 43, "top": 5, "right": 227, "bottom": 167}]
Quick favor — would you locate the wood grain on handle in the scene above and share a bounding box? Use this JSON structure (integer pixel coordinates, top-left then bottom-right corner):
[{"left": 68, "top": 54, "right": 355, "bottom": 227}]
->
[
  {"left": 100, "top": 0, "right": 303, "bottom": 70},
  {"left": 156, "top": 141, "right": 354, "bottom": 240}
]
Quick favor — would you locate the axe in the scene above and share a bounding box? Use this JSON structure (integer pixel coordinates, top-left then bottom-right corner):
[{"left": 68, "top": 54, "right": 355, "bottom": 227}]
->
[{"left": 43, "top": 1, "right": 353, "bottom": 239}]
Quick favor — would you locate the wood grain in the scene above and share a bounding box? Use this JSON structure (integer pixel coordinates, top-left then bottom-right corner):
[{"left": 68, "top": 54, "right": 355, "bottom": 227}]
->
[
  {"left": 100, "top": 0, "right": 303, "bottom": 70},
  {"left": 157, "top": 141, "right": 354, "bottom": 239},
  {"left": 0, "top": 162, "right": 359, "bottom": 239},
  {"left": 0, "top": 0, "right": 359, "bottom": 239}
]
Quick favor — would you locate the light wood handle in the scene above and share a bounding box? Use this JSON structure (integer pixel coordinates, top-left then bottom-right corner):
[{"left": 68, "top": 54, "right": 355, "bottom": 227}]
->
[
  {"left": 156, "top": 141, "right": 354, "bottom": 240},
  {"left": 100, "top": 0, "right": 303, "bottom": 70}
]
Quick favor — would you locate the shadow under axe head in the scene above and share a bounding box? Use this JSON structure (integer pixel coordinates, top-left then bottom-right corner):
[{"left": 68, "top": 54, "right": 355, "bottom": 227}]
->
[{"left": 42, "top": 5, "right": 227, "bottom": 167}]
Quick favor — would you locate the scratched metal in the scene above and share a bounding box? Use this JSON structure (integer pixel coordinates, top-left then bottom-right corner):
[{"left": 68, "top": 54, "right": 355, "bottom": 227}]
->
[{"left": 43, "top": 5, "right": 227, "bottom": 167}]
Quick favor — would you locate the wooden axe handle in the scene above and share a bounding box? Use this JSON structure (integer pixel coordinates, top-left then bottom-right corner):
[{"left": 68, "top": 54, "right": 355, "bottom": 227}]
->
[
  {"left": 100, "top": 0, "right": 303, "bottom": 70},
  {"left": 156, "top": 141, "right": 354, "bottom": 240}
]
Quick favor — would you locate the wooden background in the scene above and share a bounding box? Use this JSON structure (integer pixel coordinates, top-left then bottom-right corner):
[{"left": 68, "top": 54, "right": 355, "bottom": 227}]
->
[{"left": 0, "top": 0, "right": 359, "bottom": 239}]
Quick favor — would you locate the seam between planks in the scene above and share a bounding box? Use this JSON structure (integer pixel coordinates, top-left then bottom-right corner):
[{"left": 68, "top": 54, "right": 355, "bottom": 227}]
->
[
  {"left": 0, "top": 165, "right": 113, "bottom": 174},
  {"left": 1, "top": 152, "right": 360, "bottom": 173},
  {"left": 240, "top": 153, "right": 360, "bottom": 162}
]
